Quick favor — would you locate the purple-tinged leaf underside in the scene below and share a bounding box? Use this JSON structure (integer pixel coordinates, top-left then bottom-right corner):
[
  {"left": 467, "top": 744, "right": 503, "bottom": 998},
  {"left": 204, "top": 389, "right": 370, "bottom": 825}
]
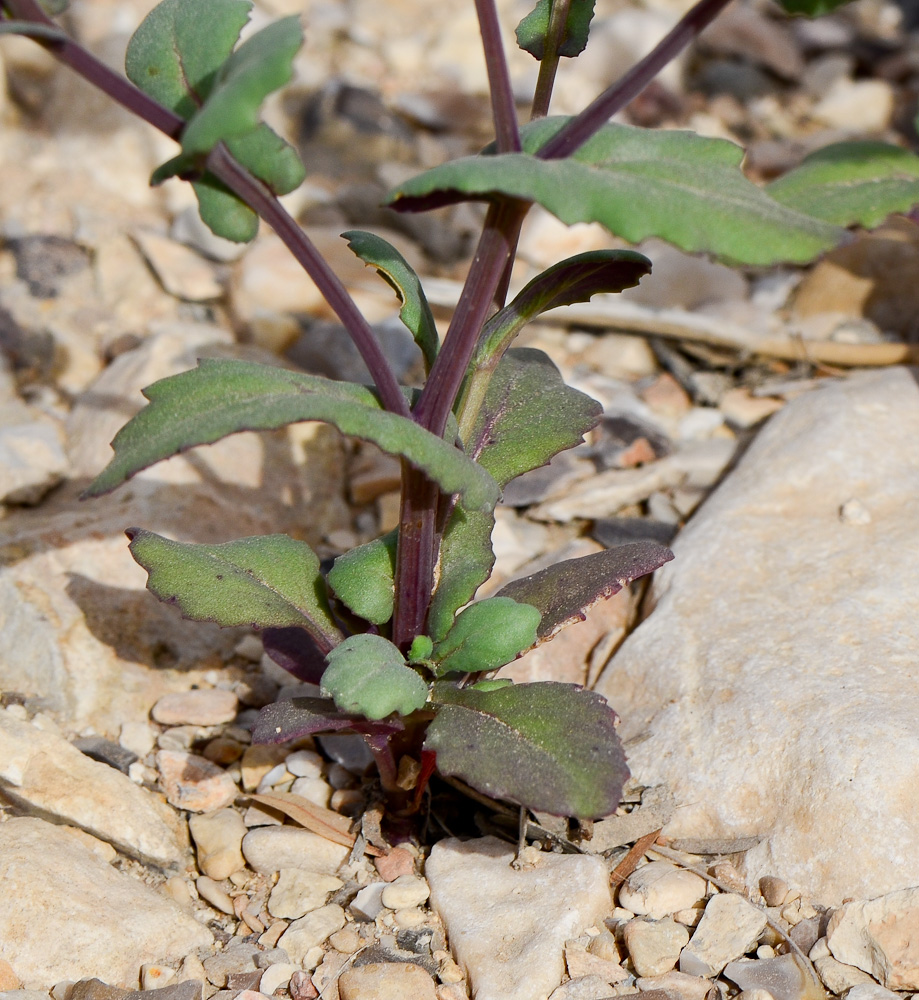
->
[
  {"left": 426, "top": 681, "right": 628, "bottom": 818},
  {"left": 252, "top": 696, "right": 404, "bottom": 745},
  {"left": 262, "top": 627, "right": 328, "bottom": 683},
  {"left": 497, "top": 541, "right": 673, "bottom": 644}
]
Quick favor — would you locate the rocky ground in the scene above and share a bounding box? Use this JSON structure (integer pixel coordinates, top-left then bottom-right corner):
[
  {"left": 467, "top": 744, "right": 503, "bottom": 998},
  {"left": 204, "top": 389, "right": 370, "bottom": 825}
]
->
[{"left": 2, "top": 0, "right": 919, "bottom": 997}]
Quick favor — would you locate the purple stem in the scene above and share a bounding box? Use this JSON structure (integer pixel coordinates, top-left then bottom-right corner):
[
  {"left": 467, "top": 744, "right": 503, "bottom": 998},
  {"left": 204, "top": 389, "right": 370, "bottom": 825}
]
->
[
  {"left": 474, "top": 0, "right": 522, "bottom": 154},
  {"left": 536, "top": 0, "right": 735, "bottom": 160},
  {"left": 3, "top": 0, "right": 409, "bottom": 418}
]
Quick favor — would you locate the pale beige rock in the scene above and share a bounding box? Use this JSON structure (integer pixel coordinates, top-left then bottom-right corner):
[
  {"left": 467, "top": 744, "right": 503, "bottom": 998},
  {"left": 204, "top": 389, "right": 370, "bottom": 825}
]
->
[
  {"left": 826, "top": 887, "right": 919, "bottom": 989},
  {"left": 426, "top": 837, "right": 612, "bottom": 1000},
  {"left": 0, "top": 709, "right": 187, "bottom": 867},
  {"left": 156, "top": 751, "right": 238, "bottom": 813},
  {"left": 680, "top": 894, "right": 767, "bottom": 977},
  {"left": 0, "top": 408, "right": 68, "bottom": 505},
  {"left": 623, "top": 917, "right": 690, "bottom": 976},
  {"left": 380, "top": 875, "right": 430, "bottom": 910},
  {"left": 268, "top": 869, "right": 344, "bottom": 919},
  {"left": 132, "top": 230, "right": 223, "bottom": 302},
  {"left": 0, "top": 818, "right": 212, "bottom": 990},
  {"left": 195, "top": 875, "right": 235, "bottom": 915},
  {"left": 564, "top": 942, "right": 629, "bottom": 983},
  {"left": 618, "top": 863, "right": 707, "bottom": 920},
  {"left": 189, "top": 809, "right": 247, "bottom": 879},
  {"left": 636, "top": 970, "right": 713, "bottom": 1000},
  {"left": 597, "top": 368, "right": 919, "bottom": 903},
  {"left": 277, "top": 904, "right": 346, "bottom": 964},
  {"left": 810, "top": 78, "right": 894, "bottom": 132},
  {"left": 152, "top": 690, "right": 239, "bottom": 727},
  {"left": 242, "top": 826, "right": 349, "bottom": 875},
  {"left": 338, "top": 962, "right": 437, "bottom": 1000}
]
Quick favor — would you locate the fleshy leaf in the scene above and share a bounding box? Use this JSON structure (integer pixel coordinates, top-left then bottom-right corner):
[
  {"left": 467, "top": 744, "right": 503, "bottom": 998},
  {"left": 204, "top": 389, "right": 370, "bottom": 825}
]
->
[
  {"left": 126, "top": 530, "right": 343, "bottom": 650},
  {"left": 431, "top": 597, "right": 541, "bottom": 677},
  {"left": 327, "top": 531, "right": 398, "bottom": 625},
  {"left": 427, "top": 506, "right": 495, "bottom": 643},
  {"left": 180, "top": 16, "right": 303, "bottom": 155},
  {"left": 125, "top": 0, "right": 252, "bottom": 119},
  {"left": 191, "top": 176, "right": 259, "bottom": 242},
  {"left": 343, "top": 230, "right": 439, "bottom": 373},
  {"left": 388, "top": 118, "right": 845, "bottom": 265},
  {"left": 426, "top": 681, "right": 628, "bottom": 817},
  {"left": 252, "top": 696, "right": 404, "bottom": 744},
  {"left": 766, "top": 142, "right": 919, "bottom": 228},
  {"left": 84, "top": 359, "right": 499, "bottom": 514},
  {"left": 516, "top": 0, "right": 596, "bottom": 60},
  {"left": 775, "top": 0, "right": 854, "bottom": 14},
  {"left": 462, "top": 348, "right": 603, "bottom": 489},
  {"left": 262, "top": 627, "right": 328, "bottom": 683},
  {"left": 497, "top": 541, "right": 674, "bottom": 644},
  {"left": 321, "top": 634, "right": 429, "bottom": 720}
]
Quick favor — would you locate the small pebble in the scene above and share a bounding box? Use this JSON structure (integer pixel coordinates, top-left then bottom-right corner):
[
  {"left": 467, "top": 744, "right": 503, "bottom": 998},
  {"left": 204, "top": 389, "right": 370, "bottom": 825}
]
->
[
  {"left": 152, "top": 689, "right": 239, "bottom": 726},
  {"left": 189, "top": 809, "right": 247, "bottom": 879},
  {"left": 350, "top": 881, "right": 387, "bottom": 921},
  {"left": 156, "top": 751, "right": 238, "bottom": 812},
  {"left": 196, "top": 875, "right": 236, "bottom": 915},
  {"left": 623, "top": 917, "right": 689, "bottom": 976},
  {"left": 375, "top": 847, "right": 415, "bottom": 882},
  {"left": 329, "top": 925, "right": 362, "bottom": 954},
  {"left": 277, "top": 904, "right": 347, "bottom": 963},
  {"left": 269, "top": 869, "right": 344, "bottom": 920},
  {"left": 285, "top": 750, "right": 325, "bottom": 778},
  {"left": 290, "top": 776, "right": 332, "bottom": 808},
  {"left": 241, "top": 745, "right": 291, "bottom": 792},
  {"left": 680, "top": 893, "right": 768, "bottom": 977},
  {"left": 288, "top": 970, "right": 318, "bottom": 1000},
  {"left": 243, "top": 827, "right": 350, "bottom": 876},
  {"left": 141, "top": 965, "right": 176, "bottom": 990},
  {"left": 759, "top": 876, "right": 789, "bottom": 907},
  {"left": 203, "top": 737, "right": 245, "bottom": 765},
  {"left": 258, "top": 963, "right": 298, "bottom": 995},
  {"left": 394, "top": 907, "right": 427, "bottom": 928},
  {"left": 618, "top": 862, "right": 708, "bottom": 919},
  {"left": 381, "top": 874, "right": 430, "bottom": 910},
  {"left": 338, "top": 961, "right": 438, "bottom": 1000}
]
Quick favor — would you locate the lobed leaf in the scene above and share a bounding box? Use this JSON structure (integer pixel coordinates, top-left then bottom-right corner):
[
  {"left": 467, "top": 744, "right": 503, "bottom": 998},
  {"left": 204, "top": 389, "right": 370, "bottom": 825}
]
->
[
  {"left": 327, "top": 531, "right": 398, "bottom": 625},
  {"left": 426, "top": 681, "right": 628, "bottom": 817},
  {"left": 181, "top": 16, "right": 303, "bottom": 155},
  {"left": 388, "top": 118, "right": 846, "bottom": 265},
  {"left": 497, "top": 541, "right": 673, "bottom": 644},
  {"left": 463, "top": 348, "right": 603, "bottom": 488},
  {"left": 321, "top": 634, "right": 430, "bottom": 720},
  {"left": 252, "top": 695, "right": 404, "bottom": 744},
  {"left": 126, "top": 529, "right": 343, "bottom": 649},
  {"left": 343, "top": 231, "right": 439, "bottom": 372},
  {"left": 766, "top": 142, "right": 919, "bottom": 228},
  {"left": 84, "top": 359, "right": 499, "bottom": 514},
  {"left": 516, "top": 0, "right": 596, "bottom": 59},
  {"left": 431, "top": 597, "right": 541, "bottom": 677},
  {"left": 426, "top": 506, "right": 495, "bottom": 643}
]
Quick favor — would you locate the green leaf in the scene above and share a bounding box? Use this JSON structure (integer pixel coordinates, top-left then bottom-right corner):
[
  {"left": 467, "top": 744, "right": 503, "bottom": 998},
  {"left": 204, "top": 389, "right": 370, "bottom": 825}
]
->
[
  {"left": 252, "top": 696, "right": 404, "bottom": 743},
  {"left": 766, "top": 142, "right": 919, "bottom": 228},
  {"left": 431, "top": 597, "right": 541, "bottom": 677},
  {"left": 497, "top": 541, "right": 673, "bottom": 644},
  {"left": 426, "top": 681, "right": 628, "bottom": 817},
  {"left": 84, "top": 359, "right": 500, "bottom": 514},
  {"left": 321, "top": 634, "right": 429, "bottom": 720},
  {"left": 327, "top": 531, "right": 398, "bottom": 625},
  {"left": 181, "top": 16, "right": 303, "bottom": 155},
  {"left": 126, "top": 529, "right": 343, "bottom": 650},
  {"left": 774, "top": 0, "right": 854, "bottom": 14},
  {"left": 426, "top": 505, "right": 495, "bottom": 643},
  {"left": 388, "top": 118, "right": 845, "bottom": 266},
  {"left": 461, "top": 348, "right": 603, "bottom": 488},
  {"left": 0, "top": 21, "right": 68, "bottom": 40},
  {"left": 191, "top": 176, "right": 259, "bottom": 243},
  {"left": 408, "top": 635, "right": 434, "bottom": 662},
  {"left": 516, "top": 0, "right": 596, "bottom": 59},
  {"left": 343, "top": 230, "right": 439, "bottom": 373},
  {"left": 125, "top": 0, "right": 252, "bottom": 119}
]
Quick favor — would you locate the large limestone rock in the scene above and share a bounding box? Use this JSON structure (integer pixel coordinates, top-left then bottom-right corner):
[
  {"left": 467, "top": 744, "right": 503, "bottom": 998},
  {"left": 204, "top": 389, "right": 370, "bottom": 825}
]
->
[
  {"left": 596, "top": 367, "right": 919, "bottom": 904},
  {"left": 0, "top": 323, "right": 347, "bottom": 731}
]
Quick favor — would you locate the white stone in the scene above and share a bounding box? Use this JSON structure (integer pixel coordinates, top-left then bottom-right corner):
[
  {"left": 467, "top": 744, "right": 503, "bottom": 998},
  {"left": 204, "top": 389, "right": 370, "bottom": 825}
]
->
[
  {"left": 285, "top": 750, "right": 325, "bottom": 778},
  {"left": 268, "top": 869, "right": 343, "bottom": 919},
  {"left": 276, "top": 904, "right": 346, "bottom": 963},
  {"left": 0, "top": 709, "right": 187, "bottom": 867},
  {"left": 844, "top": 985, "right": 904, "bottom": 1000},
  {"left": 618, "top": 862, "right": 707, "bottom": 919},
  {"left": 826, "top": 887, "right": 919, "bottom": 989},
  {"left": 426, "top": 837, "right": 612, "bottom": 1000},
  {"left": 0, "top": 409, "right": 68, "bottom": 505},
  {"left": 596, "top": 368, "right": 919, "bottom": 903},
  {"left": 152, "top": 689, "right": 239, "bottom": 726},
  {"left": 380, "top": 875, "right": 430, "bottom": 910},
  {"left": 258, "top": 963, "right": 298, "bottom": 995},
  {"left": 622, "top": 917, "right": 689, "bottom": 976},
  {"left": 242, "top": 826, "right": 349, "bottom": 875},
  {"left": 189, "top": 809, "right": 247, "bottom": 879},
  {"left": 0, "top": 818, "right": 212, "bottom": 990},
  {"left": 350, "top": 881, "right": 387, "bottom": 921},
  {"left": 679, "top": 894, "right": 767, "bottom": 977},
  {"left": 811, "top": 78, "right": 894, "bottom": 133}
]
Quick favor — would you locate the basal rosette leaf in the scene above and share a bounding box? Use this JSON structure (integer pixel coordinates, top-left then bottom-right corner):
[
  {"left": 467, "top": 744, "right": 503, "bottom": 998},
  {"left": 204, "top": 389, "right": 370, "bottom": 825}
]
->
[
  {"left": 321, "top": 634, "right": 429, "bottom": 720},
  {"left": 516, "top": 0, "right": 596, "bottom": 59},
  {"left": 343, "top": 230, "right": 439, "bottom": 373},
  {"left": 126, "top": 529, "right": 343, "bottom": 650},
  {"left": 766, "top": 142, "right": 919, "bottom": 228},
  {"left": 327, "top": 531, "right": 397, "bottom": 625},
  {"left": 262, "top": 627, "right": 328, "bottom": 683},
  {"left": 430, "top": 597, "right": 541, "bottom": 677},
  {"left": 388, "top": 118, "right": 845, "bottom": 266},
  {"left": 426, "top": 681, "right": 628, "bottom": 817},
  {"left": 497, "top": 541, "right": 674, "bottom": 644},
  {"left": 252, "top": 696, "right": 404, "bottom": 744},
  {"left": 83, "top": 359, "right": 499, "bottom": 514}
]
